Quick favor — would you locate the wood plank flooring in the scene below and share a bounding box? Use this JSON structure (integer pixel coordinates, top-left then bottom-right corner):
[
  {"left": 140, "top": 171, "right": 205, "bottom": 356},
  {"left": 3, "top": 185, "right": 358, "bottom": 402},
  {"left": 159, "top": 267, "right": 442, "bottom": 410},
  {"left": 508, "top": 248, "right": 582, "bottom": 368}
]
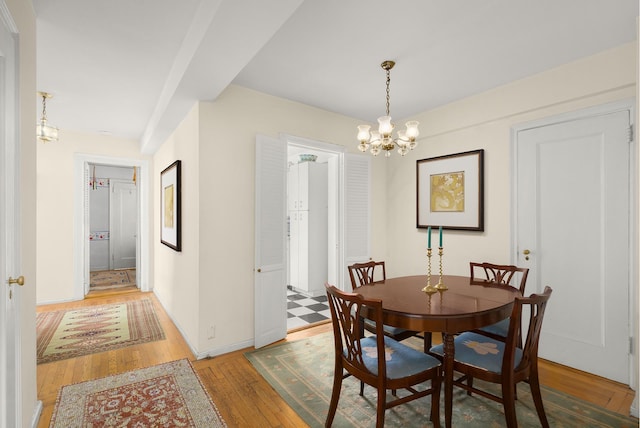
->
[{"left": 36, "top": 290, "right": 636, "bottom": 427}]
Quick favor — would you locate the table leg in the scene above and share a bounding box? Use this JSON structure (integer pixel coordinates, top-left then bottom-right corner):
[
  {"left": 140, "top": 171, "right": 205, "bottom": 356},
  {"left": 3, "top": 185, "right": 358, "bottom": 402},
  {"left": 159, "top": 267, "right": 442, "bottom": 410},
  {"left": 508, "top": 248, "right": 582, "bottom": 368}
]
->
[{"left": 443, "top": 332, "right": 455, "bottom": 428}]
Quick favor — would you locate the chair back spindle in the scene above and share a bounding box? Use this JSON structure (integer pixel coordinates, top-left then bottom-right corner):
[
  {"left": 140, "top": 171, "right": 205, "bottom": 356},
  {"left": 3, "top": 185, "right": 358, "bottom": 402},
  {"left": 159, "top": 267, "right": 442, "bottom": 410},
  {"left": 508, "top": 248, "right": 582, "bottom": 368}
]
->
[
  {"left": 470, "top": 262, "right": 529, "bottom": 295},
  {"left": 326, "top": 285, "right": 384, "bottom": 379},
  {"left": 348, "top": 261, "right": 386, "bottom": 289}
]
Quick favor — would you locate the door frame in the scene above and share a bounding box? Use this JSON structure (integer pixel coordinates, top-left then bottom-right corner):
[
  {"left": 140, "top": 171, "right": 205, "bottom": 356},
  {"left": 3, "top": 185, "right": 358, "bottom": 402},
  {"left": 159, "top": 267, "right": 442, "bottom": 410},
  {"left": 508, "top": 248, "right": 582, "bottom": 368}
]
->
[
  {"left": 74, "top": 154, "right": 150, "bottom": 298},
  {"left": 510, "top": 98, "right": 637, "bottom": 393},
  {"left": 285, "top": 134, "right": 345, "bottom": 291}
]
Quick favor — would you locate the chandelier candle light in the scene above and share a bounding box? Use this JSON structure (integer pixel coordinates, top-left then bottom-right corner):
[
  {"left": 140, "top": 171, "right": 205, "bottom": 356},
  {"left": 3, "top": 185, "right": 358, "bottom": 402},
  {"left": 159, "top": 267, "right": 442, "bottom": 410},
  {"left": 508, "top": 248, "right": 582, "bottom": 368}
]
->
[{"left": 357, "top": 60, "right": 419, "bottom": 157}]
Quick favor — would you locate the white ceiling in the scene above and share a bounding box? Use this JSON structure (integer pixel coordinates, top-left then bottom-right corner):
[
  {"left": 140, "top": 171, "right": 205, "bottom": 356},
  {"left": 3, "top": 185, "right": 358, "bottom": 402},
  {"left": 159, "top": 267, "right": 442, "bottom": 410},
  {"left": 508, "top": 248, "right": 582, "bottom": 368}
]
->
[{"left": 33, "top": 0, "right": 638, "bottom": 154}]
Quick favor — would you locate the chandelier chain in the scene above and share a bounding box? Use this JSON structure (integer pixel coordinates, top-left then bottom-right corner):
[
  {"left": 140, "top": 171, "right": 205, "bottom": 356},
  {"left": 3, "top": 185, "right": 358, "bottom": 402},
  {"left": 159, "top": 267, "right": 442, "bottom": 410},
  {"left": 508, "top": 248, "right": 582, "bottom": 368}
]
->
[
  {"left": 41, "top": 94, "right": 47, "bottom": 120},
  {"left": 385, "top": 68, "right": 391, "bottom": 117}
]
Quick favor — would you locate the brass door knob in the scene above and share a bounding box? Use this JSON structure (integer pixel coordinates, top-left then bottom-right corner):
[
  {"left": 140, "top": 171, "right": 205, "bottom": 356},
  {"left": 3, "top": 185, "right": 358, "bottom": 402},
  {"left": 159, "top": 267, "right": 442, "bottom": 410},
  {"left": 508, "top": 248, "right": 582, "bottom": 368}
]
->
[
  {"left": 8, "top": 276, "right": 24, "bottom": 286},
  {"left": 257, "top": 268, "right": 262, "bottom": 273},
  {"left": 523, "top": 249, "right": 531, "bottom": 261}
]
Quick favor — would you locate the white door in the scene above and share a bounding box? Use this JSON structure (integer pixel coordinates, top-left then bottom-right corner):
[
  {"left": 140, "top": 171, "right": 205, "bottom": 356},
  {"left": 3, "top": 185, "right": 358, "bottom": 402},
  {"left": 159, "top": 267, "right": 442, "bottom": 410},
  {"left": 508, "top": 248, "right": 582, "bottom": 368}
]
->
[
  {"left": 254, "top": 134, "right": 288, "bottom": 348},
  {"left": 110, "top": 179, "right": 137, "bottom": 269},
  {"left": 0, "top": 10, "right": 22, "bottom": 426},
  {"left": 515, "top": 106, "right": 632, "bottom": 383}
]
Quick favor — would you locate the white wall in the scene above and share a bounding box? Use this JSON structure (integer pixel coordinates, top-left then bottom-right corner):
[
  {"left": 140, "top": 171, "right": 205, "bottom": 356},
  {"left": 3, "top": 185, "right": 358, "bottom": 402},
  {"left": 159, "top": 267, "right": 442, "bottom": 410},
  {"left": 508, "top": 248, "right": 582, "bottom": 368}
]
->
[
  {"left": 36, "top": 131, "right": 151, "bottom": 303},
  {"left": 383, "top": 42, "right": 636, "bottom": 278}
]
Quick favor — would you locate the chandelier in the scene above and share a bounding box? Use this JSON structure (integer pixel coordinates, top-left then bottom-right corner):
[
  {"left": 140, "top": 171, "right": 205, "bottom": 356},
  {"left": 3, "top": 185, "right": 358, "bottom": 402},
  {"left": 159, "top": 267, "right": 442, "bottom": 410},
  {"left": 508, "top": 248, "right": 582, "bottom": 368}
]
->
[
  {"left": 36, "top": 92, "right": 59, "bottom": 143},
  {"left": 356, "top": 60, "right": 419, "bottom": 157}
]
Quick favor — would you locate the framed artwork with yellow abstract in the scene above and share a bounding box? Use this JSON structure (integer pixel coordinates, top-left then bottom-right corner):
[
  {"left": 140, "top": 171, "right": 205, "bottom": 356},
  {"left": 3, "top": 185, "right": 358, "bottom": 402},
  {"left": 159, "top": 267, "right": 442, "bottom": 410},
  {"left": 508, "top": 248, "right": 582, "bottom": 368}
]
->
[
  {"left": 161, "top": 160, "right": 182, "bottom": 251},
  {"left": 417, "top": 149, "right": 484, "bottom": 231}
]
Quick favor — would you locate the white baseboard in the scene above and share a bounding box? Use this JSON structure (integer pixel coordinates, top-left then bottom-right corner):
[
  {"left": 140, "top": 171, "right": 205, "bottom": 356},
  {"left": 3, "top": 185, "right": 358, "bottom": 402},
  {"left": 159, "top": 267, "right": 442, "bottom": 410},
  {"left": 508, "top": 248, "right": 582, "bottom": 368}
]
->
[
  {"left": 195, "top": 339, "right": 254, "bottom": 360},
  {"left": 631, "top": 393, "right": 638, "bottom": 418},
  {"left": 30, "top": 400, "right": 42, "bottom": 428},
  {"left": 152, "top": 290, "right": 200, "bottom": 358},
  {"left": 152, "top": 290, "right": 255, "bottom": 361},
  {"left": 36, "top": 296, "right": 82, "bottom": 306}
]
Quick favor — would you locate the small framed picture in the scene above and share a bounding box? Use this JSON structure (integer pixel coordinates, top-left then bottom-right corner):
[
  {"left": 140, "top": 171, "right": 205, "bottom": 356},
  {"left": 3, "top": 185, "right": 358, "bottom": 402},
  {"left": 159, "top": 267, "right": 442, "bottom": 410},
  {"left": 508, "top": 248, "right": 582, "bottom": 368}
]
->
[
  {"left": 417, "top": 149, "right": 484, "bottom": 231},
  {"left": 160, "top": 160, "right": 182, "bottom": 251}
]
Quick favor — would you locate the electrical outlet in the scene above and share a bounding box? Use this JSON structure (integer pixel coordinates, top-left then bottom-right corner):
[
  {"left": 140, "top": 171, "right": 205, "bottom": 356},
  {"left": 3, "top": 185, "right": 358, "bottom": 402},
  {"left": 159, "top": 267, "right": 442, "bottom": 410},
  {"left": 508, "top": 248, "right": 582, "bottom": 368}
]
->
[{"left": 207, "top": 325, "right": 216, "bottom": 339}]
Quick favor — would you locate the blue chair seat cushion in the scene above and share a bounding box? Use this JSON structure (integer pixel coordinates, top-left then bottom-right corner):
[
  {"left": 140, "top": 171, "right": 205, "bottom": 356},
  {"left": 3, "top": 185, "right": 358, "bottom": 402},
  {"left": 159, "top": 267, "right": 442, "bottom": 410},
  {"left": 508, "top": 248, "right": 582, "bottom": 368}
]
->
[
  {"left": 363, "top": 319, "right": 411, "bottom": 337},
  {"left": 430, "top": 332, "right": 522, "bottom": 374},
  {"left": 478, "top": 318, "right": 509, "bottom": 337},
  {"left": 356, "top": 336, "right": 441, "bottom": 380}
]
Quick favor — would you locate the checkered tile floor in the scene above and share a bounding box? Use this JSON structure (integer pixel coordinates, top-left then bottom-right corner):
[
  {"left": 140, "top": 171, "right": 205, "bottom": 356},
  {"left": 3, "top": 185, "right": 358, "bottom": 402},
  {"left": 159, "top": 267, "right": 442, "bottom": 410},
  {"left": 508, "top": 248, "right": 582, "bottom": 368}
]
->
[{"left": 287, "top": 289, "right": 330, "bottom": 330}]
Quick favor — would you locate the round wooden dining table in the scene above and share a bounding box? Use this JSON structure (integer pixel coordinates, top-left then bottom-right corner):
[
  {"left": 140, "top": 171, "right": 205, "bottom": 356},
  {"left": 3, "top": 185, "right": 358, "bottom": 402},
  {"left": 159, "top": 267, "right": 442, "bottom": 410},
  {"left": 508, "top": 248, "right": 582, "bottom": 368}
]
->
[{"left": 355, "top": 274, "right": 521, "bottom": 428}]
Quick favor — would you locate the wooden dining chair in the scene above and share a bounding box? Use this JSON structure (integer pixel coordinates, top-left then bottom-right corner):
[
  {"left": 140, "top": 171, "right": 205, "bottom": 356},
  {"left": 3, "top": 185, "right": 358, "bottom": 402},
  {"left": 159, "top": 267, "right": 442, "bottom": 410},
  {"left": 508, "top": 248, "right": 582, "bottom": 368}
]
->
[
  {"left": 348, "top": 261, "right": 431, "bottom": 351},
  {"left": 430, "top": 286, "right": 553, "bottom": 428},
  {"left": 469, "top": 262, "right": 529, "bottom": 342},
  {"left": 325, "top": 284, "right": 442, "bottom": 428},
  {"left": 348, "top": 260, "right": 387, "bottom": 285}
]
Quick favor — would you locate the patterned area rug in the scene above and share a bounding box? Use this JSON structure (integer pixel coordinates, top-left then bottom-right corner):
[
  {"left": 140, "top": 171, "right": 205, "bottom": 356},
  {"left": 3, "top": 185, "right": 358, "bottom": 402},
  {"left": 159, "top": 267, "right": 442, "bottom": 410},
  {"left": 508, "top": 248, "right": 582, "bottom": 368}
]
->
[
  {"left": 37, "top": 299, "right": 165, "bottom": 364},
  {"left": 50, "top": 359, "right": 227, "bottom": 427},
  {"left": 245, "top": 332, "right": 639, "bottom": 427},
  {"left": 90, "top": 269, "right": 136, "bottom": 290}
]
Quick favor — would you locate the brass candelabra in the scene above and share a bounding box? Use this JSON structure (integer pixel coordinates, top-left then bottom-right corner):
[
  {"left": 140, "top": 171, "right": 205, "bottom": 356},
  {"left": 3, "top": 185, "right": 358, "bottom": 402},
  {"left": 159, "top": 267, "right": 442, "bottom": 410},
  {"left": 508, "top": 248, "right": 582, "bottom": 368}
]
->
[
  {"left": 435, "top": 247, "right": 447, "bottom": 290},
  {"left": 422, "top": 248, "right": 438, "bottom": 295}
]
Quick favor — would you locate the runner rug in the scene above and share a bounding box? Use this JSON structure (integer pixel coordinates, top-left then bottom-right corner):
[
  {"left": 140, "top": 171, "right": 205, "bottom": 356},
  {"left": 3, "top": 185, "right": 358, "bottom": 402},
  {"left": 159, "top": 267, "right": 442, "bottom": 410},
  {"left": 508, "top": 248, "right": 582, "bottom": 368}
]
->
[
  {"left": 90, "top": 268, "right": 136, "bottom": 290},
  {"left": 245, "top": 332, "right": 639, "bottom": 427},
  {"left": 50, "top": 359, "right": 227, "bottom": 427},
  {"left": 37, "top": 299, "right": 165, "bottom": 364}
]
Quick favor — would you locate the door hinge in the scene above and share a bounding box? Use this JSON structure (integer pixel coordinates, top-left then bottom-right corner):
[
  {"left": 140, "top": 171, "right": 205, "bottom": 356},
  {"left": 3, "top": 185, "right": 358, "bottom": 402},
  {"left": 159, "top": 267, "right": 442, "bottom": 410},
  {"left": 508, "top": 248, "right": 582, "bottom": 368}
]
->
[
  {"left": 628, "top": 125, "right": 633, "bottom": 143},
  {"left": 630, "top": 337, "right": 634, "bottom": 354}
]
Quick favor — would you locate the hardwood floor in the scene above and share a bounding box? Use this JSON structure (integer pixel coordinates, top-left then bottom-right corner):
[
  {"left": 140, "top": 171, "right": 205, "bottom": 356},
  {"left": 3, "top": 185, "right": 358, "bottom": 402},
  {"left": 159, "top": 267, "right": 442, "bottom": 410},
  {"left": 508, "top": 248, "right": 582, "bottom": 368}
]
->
[{"left": 36, "top": 291, "right": 636, "bottom": 427}]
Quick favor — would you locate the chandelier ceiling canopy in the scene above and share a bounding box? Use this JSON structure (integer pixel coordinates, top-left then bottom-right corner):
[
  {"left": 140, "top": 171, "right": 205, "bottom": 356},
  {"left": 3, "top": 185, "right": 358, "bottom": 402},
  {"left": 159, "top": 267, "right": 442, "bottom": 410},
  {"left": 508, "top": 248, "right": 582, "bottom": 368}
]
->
[{"left": 356, "top": 60, "right": 419, "bottom": 157}]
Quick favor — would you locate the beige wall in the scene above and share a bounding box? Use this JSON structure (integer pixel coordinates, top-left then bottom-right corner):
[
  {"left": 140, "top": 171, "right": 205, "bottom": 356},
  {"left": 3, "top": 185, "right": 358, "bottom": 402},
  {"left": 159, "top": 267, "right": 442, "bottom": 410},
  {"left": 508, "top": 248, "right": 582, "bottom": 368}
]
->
[
  {"left": 7, "top": 0, "right": 38, "bottom": 424},
  {"left": 152, "top": 87, "right": 373, "bottom": 355},
  {"left": 36, "top": 131, "right": 151, "bottom": 303},
  {"left": 152, "top": 43, "right": 636, "bottom": 358},
  {"left": 152, "top": 104, "right": 201, "bottom": 350},
  {"left": 383, "top": 42, "right": 636, "bottom": 278}
]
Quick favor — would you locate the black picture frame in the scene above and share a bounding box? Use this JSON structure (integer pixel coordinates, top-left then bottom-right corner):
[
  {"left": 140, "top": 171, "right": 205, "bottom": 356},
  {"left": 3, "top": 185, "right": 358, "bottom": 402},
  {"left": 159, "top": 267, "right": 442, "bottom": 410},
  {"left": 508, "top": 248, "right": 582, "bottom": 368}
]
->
[
  {"left": 160, "top": 160, "right": 182, "bottom": 251},
  {"left": 417, "top": 149, "right": 484, "bottom": 231}
]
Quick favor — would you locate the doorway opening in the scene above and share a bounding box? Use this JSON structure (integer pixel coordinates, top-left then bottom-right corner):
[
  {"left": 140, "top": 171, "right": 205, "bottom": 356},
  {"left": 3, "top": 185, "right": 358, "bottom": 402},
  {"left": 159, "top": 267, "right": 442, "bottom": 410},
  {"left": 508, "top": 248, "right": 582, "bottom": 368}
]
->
[
  {"left": 74, "top": 154, "right": 150, "bottom": 300},
  {"left": 87, "top": 164, "right": 138, "bottom": 294},
  {"left": 285, "top": 138, "right": 340, "bottom": 331}
]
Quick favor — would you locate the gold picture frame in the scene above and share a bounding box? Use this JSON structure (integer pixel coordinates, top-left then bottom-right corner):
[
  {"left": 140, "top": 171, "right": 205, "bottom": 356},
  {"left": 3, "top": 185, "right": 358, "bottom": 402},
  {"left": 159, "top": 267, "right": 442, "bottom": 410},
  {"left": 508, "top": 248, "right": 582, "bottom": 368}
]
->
[
  {"left": 160, "top": 160, "right": 182, "bottom": 251},
  {"left": 417, "top": 149, "right": 484, "bottom": 231}
]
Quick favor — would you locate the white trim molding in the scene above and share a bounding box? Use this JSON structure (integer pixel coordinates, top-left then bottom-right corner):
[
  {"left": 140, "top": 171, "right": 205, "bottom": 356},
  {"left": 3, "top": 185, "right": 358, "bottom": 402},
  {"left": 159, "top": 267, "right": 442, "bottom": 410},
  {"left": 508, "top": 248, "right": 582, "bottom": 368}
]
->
[{"left": 74, "top": 154, "right": 150, "bottom": 299}]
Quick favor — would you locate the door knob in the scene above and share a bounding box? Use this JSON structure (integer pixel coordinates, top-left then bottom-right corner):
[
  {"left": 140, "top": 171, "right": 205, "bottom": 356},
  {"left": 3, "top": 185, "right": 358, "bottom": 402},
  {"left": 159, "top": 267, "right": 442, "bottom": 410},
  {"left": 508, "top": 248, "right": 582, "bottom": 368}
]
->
[
  {"left": 257, "top": 268, "right": 262, "bottom": 273},
  {"left": 8, "top": 276, "right": 24, "bottom": 286},
  {"left": 523, "top": 249, "right": 531, "bottom": 261}
]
